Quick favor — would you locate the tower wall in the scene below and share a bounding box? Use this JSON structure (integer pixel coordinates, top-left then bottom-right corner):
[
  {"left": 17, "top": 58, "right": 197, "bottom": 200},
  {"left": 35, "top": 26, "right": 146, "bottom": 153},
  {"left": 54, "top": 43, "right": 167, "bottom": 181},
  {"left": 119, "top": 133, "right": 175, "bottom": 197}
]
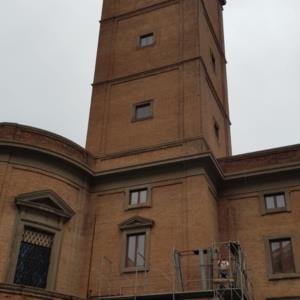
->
[{"left": 86, "top": 0, "right": 231, "bottom": 170}]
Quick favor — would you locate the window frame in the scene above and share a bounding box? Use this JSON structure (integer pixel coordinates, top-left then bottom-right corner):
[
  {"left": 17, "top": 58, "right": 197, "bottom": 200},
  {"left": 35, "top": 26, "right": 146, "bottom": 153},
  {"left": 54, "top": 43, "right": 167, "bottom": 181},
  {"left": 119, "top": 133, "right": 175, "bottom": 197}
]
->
[
  {"left": 132, "top": 100, "right": 154, "bottom": 122},
  {"left": 9, "top": 220, "right": 62, "bottom": 290},
  {"left": 265, "top": 235, "right": 300, "bottom": 280},
  {"left": 260, "top": 190, "right": 290, "bottom": 215},
  {"left": 119, "top": 216, "right": 154, "bottom": 273},
  {"left": 7, "top": 190, "right": 74, "bottom": 290},
  {"left": 138, "top": 32, "right": 155, "bottom": 48},
  {"left": 125, "top": 232, "right": 146, "bottom": 269},
  {"left": 125, "top": 185, "right": 151, "bottom": 210}
]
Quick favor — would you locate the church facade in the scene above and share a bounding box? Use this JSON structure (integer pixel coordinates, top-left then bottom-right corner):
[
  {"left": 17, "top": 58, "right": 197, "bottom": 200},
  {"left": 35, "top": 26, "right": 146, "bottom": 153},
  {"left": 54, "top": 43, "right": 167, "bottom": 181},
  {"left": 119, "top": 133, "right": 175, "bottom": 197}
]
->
[{"left": 0, "top": 1, "right": 300, "bottom": 300}]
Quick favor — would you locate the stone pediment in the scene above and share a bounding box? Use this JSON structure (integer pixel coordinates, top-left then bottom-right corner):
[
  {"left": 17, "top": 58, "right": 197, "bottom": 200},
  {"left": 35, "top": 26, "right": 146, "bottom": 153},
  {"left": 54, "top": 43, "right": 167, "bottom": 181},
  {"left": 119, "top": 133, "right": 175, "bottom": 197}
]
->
[
  {"left": 15, "top": 190, "right": 75, "bottom": 222},
  {"left": 119, "top": 216, "right": 154, "bottom": 230}
]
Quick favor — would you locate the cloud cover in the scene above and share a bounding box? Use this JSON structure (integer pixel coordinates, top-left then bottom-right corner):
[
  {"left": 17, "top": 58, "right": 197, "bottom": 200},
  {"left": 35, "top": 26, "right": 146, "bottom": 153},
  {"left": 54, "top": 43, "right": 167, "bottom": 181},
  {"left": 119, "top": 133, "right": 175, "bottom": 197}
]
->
[{"left": 0, "top": 0, "right": 299, "bottom": 154}]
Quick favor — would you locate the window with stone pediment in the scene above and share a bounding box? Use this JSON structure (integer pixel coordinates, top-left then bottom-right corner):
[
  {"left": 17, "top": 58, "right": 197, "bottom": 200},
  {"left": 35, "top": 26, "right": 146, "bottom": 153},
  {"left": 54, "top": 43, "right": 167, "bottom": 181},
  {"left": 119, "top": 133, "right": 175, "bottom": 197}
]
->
[
  {"left": 119, "top": 216, "right": 154, "bottom": 273},
  {"left": 8, "top": 190, "right": 75, "bottom": 290}
]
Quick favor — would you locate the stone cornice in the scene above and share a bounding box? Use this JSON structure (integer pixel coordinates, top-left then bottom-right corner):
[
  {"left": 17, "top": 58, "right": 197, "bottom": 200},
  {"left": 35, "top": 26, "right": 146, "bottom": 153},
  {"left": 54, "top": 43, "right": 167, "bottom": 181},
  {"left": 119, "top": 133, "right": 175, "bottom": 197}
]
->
[
  {"left": 2, "top": 123, "right": 300, "bottom": 189},
  {"left": 0, "top": 282, "right": 83, "bottom": 300}
]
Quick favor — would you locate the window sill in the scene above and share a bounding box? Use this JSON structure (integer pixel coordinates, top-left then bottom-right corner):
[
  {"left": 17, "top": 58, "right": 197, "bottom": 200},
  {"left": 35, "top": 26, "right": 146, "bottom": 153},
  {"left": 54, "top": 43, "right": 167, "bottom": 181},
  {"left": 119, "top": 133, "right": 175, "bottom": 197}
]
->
[
  {"left": 262, "top": 209, "right": 291, "bottom": 216},
  {"left": 122, "top": 266, "right": 149, "bottom": 274},
  {"left": 131, "top": 116, "right": 153, "bottom": 123},
  {"left": 125, "top": 204, "right": 151, "bottom": 211},
  {"left": 269, "top": 273, "right": 300, "bottom": 280}
]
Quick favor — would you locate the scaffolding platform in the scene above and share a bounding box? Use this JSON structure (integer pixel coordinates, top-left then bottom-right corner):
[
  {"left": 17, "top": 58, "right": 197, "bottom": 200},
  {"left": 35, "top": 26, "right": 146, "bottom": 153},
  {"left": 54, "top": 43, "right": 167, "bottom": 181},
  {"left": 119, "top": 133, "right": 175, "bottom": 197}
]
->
[
  {"left": 91, "top": 288, "right": 248, "bottom": 300},
  {"left": 91, "top": 241, "right": 254, "bottom": 300}
]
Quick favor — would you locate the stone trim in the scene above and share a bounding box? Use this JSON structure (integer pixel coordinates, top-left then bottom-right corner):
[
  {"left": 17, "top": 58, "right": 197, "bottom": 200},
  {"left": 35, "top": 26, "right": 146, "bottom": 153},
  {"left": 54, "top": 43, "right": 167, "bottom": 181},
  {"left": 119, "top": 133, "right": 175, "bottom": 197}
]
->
[
  {"left": 15, "top": 190, "right": 75, "bottom": 221},
  {"left": 119, "top": 216, "right": 154, "bottom": 230},
  {"left": 0, "top": 282, "right": 83, "bottom": 299},
  {"left": 7, "top": 190, "right": 75, "bottom": 291}
]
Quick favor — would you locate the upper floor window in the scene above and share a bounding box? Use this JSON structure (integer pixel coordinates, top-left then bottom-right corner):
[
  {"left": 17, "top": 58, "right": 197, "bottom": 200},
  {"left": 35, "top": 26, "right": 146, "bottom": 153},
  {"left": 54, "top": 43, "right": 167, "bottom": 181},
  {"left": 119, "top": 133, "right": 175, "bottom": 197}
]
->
[
  {"left": 261, "top": 191, "right": 290, "bottom": 215},
  {"left": 139, "top": 33, "right": 155, "bottom": 48},
  {"left": 125, "top": 186, "right": 151, "bottom": 210},
  {"left": 130, "top": 189, "right": 148, "bottom": 205},
  {"left": 269, "top": 238, "right": 295, "bottom": 274},
  {"left": 265, "top": 193, "right": 286, "bottom": 211},
  {"left": 132, "top": 101, "right": 153, "bottom": 122}
]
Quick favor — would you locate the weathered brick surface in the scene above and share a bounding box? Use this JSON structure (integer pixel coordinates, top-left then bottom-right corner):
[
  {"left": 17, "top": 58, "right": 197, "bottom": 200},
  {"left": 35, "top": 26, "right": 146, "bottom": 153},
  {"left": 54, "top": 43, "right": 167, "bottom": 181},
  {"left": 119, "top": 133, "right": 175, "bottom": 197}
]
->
[
  {"left": 0, "top": 163, "right": 91, "bottom": 299},
  {"left": 2, "top": 1, "right": 300, "bottom": 300},
  {"left": 88, "top": 175, "right": 218, "bottom": 297},
  {"left": 87, "top": 0, "right": 231, "bottom": 163},
  {"left": 219, "top": 188, "right": 300, "bottom": 300}
]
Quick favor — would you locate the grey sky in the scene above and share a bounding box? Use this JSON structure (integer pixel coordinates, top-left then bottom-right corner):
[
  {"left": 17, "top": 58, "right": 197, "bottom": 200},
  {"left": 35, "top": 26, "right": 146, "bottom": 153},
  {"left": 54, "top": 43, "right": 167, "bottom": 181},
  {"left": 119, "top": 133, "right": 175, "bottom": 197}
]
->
[{"left": 0, "top": 1, "right": 299, "bottom": 155}]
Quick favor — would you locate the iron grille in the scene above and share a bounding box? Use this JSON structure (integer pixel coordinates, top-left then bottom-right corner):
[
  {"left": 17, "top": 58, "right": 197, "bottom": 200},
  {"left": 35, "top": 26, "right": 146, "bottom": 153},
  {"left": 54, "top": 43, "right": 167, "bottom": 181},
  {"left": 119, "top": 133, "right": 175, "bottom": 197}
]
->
[{"left": 14, "top": 227, "right": 54, "bottom": 289}]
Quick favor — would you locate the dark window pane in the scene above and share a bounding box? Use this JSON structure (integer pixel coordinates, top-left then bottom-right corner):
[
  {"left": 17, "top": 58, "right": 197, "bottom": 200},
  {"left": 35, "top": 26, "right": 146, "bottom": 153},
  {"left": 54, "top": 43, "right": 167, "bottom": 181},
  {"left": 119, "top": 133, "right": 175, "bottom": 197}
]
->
[
  {"left": 281, "top": 240, "right": 295, "bottom": 273},
  {"left": 14, "top": 228, "right": 53, "bottom": 288},
  {"left": 270, "top": 239, "right": 295, "bottom": 274},
  {"left": 276, "top": 194, "right": 286, "bottom": 208},
  {"left": 135, "top": 103, "right": 151, "bottom": 120},
  {"left": 265, "top": 196, "right": 275, "bottom": 209}
]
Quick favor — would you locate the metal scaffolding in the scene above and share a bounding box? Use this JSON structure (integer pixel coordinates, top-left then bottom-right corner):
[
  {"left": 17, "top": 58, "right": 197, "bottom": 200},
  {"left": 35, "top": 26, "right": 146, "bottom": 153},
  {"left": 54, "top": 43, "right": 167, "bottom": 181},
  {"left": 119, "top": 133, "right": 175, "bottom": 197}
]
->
[{"left": 91, "top": 241, "right": 254, "bottom": 300}]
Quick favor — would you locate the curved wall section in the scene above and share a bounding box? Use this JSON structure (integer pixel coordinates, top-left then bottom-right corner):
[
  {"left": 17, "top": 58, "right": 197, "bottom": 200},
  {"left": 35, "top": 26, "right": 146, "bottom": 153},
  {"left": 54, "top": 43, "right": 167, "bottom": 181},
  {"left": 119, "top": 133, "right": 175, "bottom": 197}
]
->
[{"left": 0, "top": 123, "right": 93, "bottom": 299}]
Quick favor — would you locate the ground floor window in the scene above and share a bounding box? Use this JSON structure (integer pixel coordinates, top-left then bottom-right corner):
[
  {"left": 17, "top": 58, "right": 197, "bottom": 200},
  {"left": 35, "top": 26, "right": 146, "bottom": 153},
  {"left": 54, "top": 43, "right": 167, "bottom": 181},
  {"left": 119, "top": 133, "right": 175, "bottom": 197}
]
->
[{"left": 14, "top": 227, "right": 54, "bottom": 288}]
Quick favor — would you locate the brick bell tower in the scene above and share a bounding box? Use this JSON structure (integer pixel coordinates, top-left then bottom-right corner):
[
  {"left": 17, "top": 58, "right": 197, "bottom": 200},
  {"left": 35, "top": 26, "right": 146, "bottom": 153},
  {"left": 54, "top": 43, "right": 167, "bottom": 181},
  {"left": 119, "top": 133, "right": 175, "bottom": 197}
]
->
[{"left": 86, "top": 0, "right": 230, "bottom": 171}]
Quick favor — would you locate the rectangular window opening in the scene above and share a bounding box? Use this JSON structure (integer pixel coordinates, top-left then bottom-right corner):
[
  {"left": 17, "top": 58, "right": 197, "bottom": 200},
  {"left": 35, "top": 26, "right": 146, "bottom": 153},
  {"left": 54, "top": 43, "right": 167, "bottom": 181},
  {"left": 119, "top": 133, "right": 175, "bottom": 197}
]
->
[
  {"left": 14, "top": 227, "right": 54, "bottom": 288},
  {"left": 130, "top": 189, "right": 148, "bottom": 206},
  {"left": 139, "top": 33, "right": 155, "bottom": 48},
  {"left": 126, "top": 233, "right": 146, "bottom": 268},
  {"left": 264, "top": 193, "right": 286, "bottom": 211},
  {"left": 269, "top": 238, "right": 295, "bottom": 274},
  {"left": 134, "top": 102, "right": 152, "bottom": 121}
]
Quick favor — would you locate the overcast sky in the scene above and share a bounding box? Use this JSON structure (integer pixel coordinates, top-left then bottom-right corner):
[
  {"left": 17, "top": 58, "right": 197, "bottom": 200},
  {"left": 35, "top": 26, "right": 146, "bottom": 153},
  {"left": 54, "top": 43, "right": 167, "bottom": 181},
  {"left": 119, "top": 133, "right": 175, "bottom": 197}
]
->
[{"left": 0, "top": 0, "right": 299, "bottom": 155}]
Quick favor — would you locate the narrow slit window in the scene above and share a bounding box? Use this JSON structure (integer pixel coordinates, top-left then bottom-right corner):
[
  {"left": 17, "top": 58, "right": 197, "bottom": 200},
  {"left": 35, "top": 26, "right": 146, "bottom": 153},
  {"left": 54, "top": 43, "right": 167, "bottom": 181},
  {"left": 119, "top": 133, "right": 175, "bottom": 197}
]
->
[
  {"left": 139, "top": 33, "right": 154, "bottom": 48},
  {"left": 210, "top": 50, "right": 216, "bottom": 73},
  {"left": 214, "top": 121, "right": 220, "bottom": 140}
]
